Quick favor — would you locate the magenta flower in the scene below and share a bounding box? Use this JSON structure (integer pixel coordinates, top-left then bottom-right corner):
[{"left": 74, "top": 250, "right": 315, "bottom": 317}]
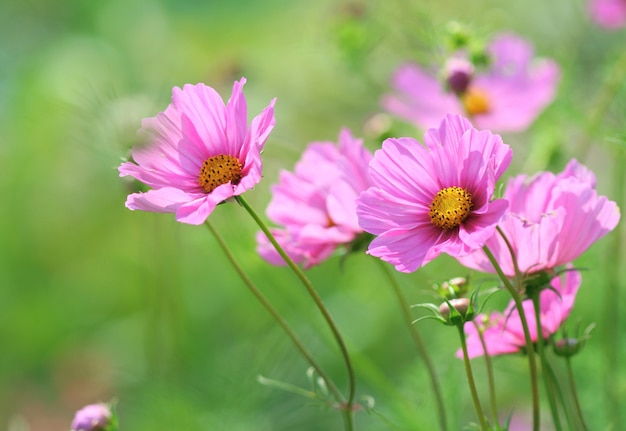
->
[
  {"left": 71, "top": 403, "right": 112, "bottom": 431},
  {"left": 257, "top": 129, "right": 372, "bottom": 268},
  {"left": 589, "top": 0, "right": 626, "bottom": 28},
  {"left": 457, "top": 159, "right": 621, "bottom": 276},
  {"left": 119, "top": 78, "right": 276, "bottom": 225},
  {"left": 356, "top": 114, "right": 512, "bottom": 272},
  {"left": 382, "top": 33, "right": 560, "bottom": 132},
  {"left": 459, "top": 270, "right": 581, "bottom": 359}
]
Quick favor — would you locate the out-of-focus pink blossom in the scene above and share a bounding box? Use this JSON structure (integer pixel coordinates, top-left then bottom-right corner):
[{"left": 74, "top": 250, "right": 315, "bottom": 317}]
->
[
  {"left": 119, "top": 78, "right": 276, "bottom": 225},
  {"left": 457, "top": 159, "right": 620, "bottom": 276},
  {"left": 257, "top": 129, "right": 372, "bottom": 268},
  {"left": 459, "top": 270, "right": 581, "bottom": 359},
  {"left": 382, "top": 33, "right": 559, "bottom": 132},
  {"left": 589, "top": 0, "right": 626, "bottom": 29},
  {"left": 356, "top": 114, "right": 512, "bottom": 272}
]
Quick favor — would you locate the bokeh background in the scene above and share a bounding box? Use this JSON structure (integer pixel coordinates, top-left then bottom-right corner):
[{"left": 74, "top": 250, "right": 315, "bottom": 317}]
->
[{"left": 1, "top": 0, "right": 625, "bottom": 430}]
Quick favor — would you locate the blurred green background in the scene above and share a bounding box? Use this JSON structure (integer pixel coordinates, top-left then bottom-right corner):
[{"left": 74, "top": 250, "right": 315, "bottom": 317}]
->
[{"left": 1, "top": 0, "right": 624, "bottom": 430}]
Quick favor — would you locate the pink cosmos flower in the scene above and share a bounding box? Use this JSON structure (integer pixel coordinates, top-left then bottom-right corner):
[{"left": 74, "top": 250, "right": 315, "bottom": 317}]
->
[
  {"left": 356, "top": 114, "right": 512, "bottom": 272},
  {"left": 589, "top": 0, "right": 626, "bottom": 29},
  {"left": 382, "top": 33, "right": 560, "bottom": 132},
  {"left": 459, "top": 269, "right": 581, "bottom": 359},
  {"left": 457, "top": 159, "right": 620, "bottom": 276},
  {"left": 118, "top": 78, "right": 276, "bottom": 225},
  {"left": 257, "top": 129, "right": 372, "bottom": 268},
  {"left": 71, "top": 403, "right": 112, "bottom": 431}
]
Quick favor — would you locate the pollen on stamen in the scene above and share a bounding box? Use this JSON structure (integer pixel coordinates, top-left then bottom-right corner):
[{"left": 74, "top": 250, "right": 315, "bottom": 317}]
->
[
  {"left": 429, "top": 186, "right": 473, "bottom": 230},
  {"left": 198, "top": 154, "right": 243, "bottom": 193},
  {"left": 461, "top": 86, "right": 491, "bottom": 115}
]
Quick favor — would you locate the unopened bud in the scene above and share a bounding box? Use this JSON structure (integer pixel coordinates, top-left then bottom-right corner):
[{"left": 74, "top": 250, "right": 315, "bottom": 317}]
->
[
  {"left": 71, "top": 403, "right": 112, "bottom": 431},
  {"left": 439, "top": 298, "right": 473, "bottom": 325},
  {"left": 443, "top": 58, "right": 474, "bottom": 94},
  {"left": 553, "top": 338, "right": 583, "bottom": 357}
]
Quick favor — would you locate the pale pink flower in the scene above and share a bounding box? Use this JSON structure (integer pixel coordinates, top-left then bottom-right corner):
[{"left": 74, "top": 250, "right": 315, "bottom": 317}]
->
[
  {"left": 457, "top": 159, "right": 621, "bottom": 276},
  {"left": 459, "top": 270, "right": 581, "bottom": 359},
  {"left": 257, "top": 129, "right": 373, "bottom": 268},
  {"left": 382, "top": 33, "right": 559, "bottom": 132},
  {"left": 71, "top": 403, "right": 111, "bottom": 431},
  {"left": 356, "top": 114, "right": 512, "bottom": 272},
  {"left": 589, "top": 0, "right": 626, "bottom": 29},
  {"left": 119, "top": 78, "right": 276, "bottom": 225}
]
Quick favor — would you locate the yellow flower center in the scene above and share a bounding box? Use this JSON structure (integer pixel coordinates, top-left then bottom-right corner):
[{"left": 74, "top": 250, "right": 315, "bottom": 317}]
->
[
  {"left": 198, "top": 154, "right": 243, "bottom": 193},
  {"left": 461, "top": 87, "right": 491, "bottom": 115},
  {"left": 429, "top": 186, "right": 473, "bottom": 230}
]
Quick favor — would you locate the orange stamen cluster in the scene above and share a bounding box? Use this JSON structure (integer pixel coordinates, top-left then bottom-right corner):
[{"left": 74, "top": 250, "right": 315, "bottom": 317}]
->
[
  {"left": 461, "top": 87, "right": 491, "bottom": 115},
  {"left": 198, "top": 154, "right": 243, "bottom": 193},
  {"left": 429, "top": 186, "right": 473, "bottom": 230}
]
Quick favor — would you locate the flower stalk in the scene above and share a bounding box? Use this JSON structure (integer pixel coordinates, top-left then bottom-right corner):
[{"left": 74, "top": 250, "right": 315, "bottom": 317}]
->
[
  {"left": 457, "top": 323, "right": 489, "bottom": 431},
  {"left": 530, "top": 293, "right": 563, "bottom": 431},
  {"left": 473, "top": 320, "right": 499, "bottom": 427},
  {"left": 204, "top": 220, "right": 344, "bottom": 403},
  {"left": 236, "top": 195, "right": 356, "bottom": 429},
  {"left": 377, "top": 260, "right": 448, "bottom": 431},
  {"left": 483, "top": 245, "right": 540, "bottom": 431}
]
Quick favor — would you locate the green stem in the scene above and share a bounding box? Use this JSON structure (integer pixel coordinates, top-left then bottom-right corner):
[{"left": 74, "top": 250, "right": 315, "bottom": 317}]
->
[
  {"left": 483, "top": 245, "right": 540, "bottom": 431},
  {"left": 565, "top": 356, "right": 588, "bottom": 431},
  {"left": 457, "top": 324, "right": 489, "bottom": 431},
  {"left": 236, "top": 195, "right": 356, "bottom": 428},
  {"left": 377, "top": 260, "right": 448, "bottom": 431},
  {"left": 530, "top": 294, "right": 563, "bottom": 431},
  {"left": 473, "top": 320, "right": 499, "bottom": 428},
  {"left": 204, "top": 220, "right": 343, "bottom": 403},
  {"left": 542, "top": 355, "right": 573, "bottom": 431}
]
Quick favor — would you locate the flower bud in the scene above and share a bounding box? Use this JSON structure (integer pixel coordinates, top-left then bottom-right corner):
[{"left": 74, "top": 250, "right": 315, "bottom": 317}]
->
[
  {"left": 71, "top": 403, "right": 112, "bottom": 431},
  {"left": 439, "top": 298, "right": 473, "bottom": 325},
  {"left": 443, "top": 58, "right": 474, "bottom": 95},
  {"left": 436, "top": 276, "right": 469, "bottom": 299},
  {"left": 553, "top": 338, "right": 583, "bottom": 357}
]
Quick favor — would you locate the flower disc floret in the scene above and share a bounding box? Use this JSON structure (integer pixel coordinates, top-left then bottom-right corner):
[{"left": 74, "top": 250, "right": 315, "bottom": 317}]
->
[
  {"left": 356, "top": 114, "right": 512, "bottom": 272},
  {"left": 429, "top": 186, "right": 473, "bottom": 230},
  {"left": 198, "top": 154, "right": 243, "bottom": 193},
  {"left": 461, "top": 87, "right": 491, "bottom": 115}
]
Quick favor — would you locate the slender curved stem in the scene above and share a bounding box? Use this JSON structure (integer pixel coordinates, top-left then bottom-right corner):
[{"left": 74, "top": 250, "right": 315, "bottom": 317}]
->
[
  {"left": 377, "top": 260, "right": 448, "bottom": 431},
  {"left": 236, "top": 195, "right": 356, "bottom": 428},
  {"left": 204, "top": 220, "right": 343, "bottom": 403},
  {"left": 543, "top": 355, "right": 573, "bottom": 431},
  {"left": 565, "top": 356, "right": 588, "bottom": 431},
  {"left": 483, "top": 245, "right": 540, "bottom": 431},
  {"left": 457, "top": 324, "right": 489, "bottom": 431},
  {"left": 473, "top": 320, "right": 499, "bottom": 427},
  {"left": 530, "top": 294, "right": 563, "bottom": 431}
]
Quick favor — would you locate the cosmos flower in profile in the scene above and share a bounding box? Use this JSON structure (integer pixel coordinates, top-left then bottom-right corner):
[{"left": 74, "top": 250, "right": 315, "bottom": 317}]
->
[
  {"left": 119, "top": 78, "right": 276, "bottom": 225},
  {"left": 356, "top": 114, "right": 512, "bottom": 272},
  {"left": 456, "top": 159, "right": 621, "bottom": 277},
  {"left": 257, "top": 129, "right": 372, "bottom": 268},
  {"left": 588, "top": 0, "right": 626, "bottom": 29},
  {"left": 382, "top": 33, "right": 560, "bottom": 132},
  {"left": 459, "top": 270, "right": 581, "bottom": 359}
]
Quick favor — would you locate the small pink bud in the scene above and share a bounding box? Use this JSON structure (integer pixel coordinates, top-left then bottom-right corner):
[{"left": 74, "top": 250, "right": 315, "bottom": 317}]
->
[
  {"left": 439, "top": 298, "right": 472, "bottom": 323},
  {"left": 444, "top": 58, "right": 474, "bottom": 94},
  {"left": 71, "top": 403, "right": 111, "bottom": 431}
]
